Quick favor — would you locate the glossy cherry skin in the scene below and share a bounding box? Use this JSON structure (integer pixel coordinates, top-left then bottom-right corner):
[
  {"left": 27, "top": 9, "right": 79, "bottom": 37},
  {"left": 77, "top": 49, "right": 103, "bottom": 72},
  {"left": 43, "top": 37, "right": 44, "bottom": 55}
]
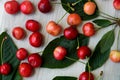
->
[
  {"left": 16, "top": 48, "right": 28, "bottom": 60},
  {"left": 20, "top": 1, "right": 34, "bottom": 14},
  {"left": 79, "top": 72, "right": 94, "bottom": 80},
  {"left": 84, "top": 2, "right": 96, "bottom": 15},
  {"left": 82, "top": 22, "right": 95, "bottom": 37},
  {"left": 77, "top": 46, "right": 91, "bottom": 59},
  {"left": 53, "top": 46, "right": 67, "bottom": 60},
  {"left": 46, "top": 21, "right": 62, "bottom": 36},
  {"left": 64, "top": 26, "right": 78, "bottom": 40},
  {"left": 28, "top": 53, "right": 42, "bottom": 68},
  {"left": 0, "top": 63, "right": 11, "bottom": 75},
  {"left": 4, "top": 1, "right": 19, "bottom": 14},
  {"left": 12, "top": 27, "right": 26, "bottom": 40},
  {"left": 110, "top": 50, "right": 120, "bottom": 63},
  {"left": 38, "top": 0, "right": 52, "bottom": 13},
  {"left": 113, "top": 0, "right": 120, "bottom": 10},
  {"left": 19, "top": 62, "right": 33, "bottom": 77},
  {"left": 26, "top": 19, "right": 41, "bottom": 32},
  {"left": 29, "top": 32, "right": 43, "bottom": 47},
  {"left": 67, "top": 13, "right": 82, "bottom": 26}
]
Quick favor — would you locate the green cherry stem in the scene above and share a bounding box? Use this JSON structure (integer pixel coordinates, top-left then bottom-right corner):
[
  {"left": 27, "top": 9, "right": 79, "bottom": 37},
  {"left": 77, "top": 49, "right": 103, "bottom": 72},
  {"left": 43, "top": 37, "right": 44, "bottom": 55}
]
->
[
  {"left": 72, "top": 0, "right": 82, "bottom": 6},
  {"left": 100, "top": 15, "right": 117, "bottom": 21},
  {"left": 65, "top": 56, "right": 86, "bottom": 64},
  {"left": 77, "top": 37, "right": 80, "bottom": 49},
  {"left": 57, "top": 12, "right": 68, "bottom": 24}
]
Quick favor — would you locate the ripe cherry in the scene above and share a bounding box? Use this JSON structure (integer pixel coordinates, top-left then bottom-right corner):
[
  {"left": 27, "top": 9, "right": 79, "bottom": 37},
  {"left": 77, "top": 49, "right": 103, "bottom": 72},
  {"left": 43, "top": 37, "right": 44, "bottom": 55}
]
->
[
  {"left": 113, "top": 0, "right": 120, "bottom": 10},
  {"left": 79, "top": 72, "right": 94, "bottom": 80},
  {"left": 29, "top": 32, "right": 43, "bottom": 47},
  {"left": 20, "top": 1, "right": 34, "bottom": 14},
  {"left": 53, "top": 46, "right": 67, "bottom": 60},
  {"left": 28, "top": 53, "right": 42, "bottom": 68},
  {"left": 19, "top": 62, "right": 33, "bottom": 77},
  {"left": 26, "top": 19, "right": 41, "bottom": 32},
  {"left": 4, "top": 1, "right": 19, "bottom": 14},
  {"left": 64, "top": 26, "right": 78, "bottom": 40},
  {"left": 16, "top": 48, "right": 28, "bottom": 60},
  {"left": 38, "top": 0, "right": 52, "bottom": 13},
  {"left": 0, "top": 63, "right": 11, "bottom": 75},
  {"left": 12, "top": 27, "right": 26, "bottom": 40},
  {"left": 110, "top": 50, "right": 120, "bottom": 63},
  {"left": 77, "top": 46, "right": 91, "bottom": 59},
  {"left": 67, "top": 13, "right": 82, "bottom": 26},
  {"left": 46, "top": 21, "right": 62, "bottom": 36},
  {"left": 84, "top": 2, "right": 96, "bottom": 15},
  {"left": 82, "top": 22, "right": 95, "bottom": 37}
]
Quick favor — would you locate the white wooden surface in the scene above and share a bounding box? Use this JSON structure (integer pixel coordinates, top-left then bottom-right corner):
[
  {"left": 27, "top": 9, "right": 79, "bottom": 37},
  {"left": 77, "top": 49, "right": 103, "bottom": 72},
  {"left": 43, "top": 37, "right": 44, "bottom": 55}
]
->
[{"left": 0, "top": 0, "right": 120, "bottom": 80}]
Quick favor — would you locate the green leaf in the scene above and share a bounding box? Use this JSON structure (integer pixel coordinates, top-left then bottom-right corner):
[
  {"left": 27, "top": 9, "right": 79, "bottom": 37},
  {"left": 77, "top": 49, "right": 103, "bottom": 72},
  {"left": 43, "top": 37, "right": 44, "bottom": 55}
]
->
[
  {"left": 61, "top": 0, "right": 99, "bottom": 20},
  {"left": 86, "top": 29, "right": 115, "bottom": 71},
  {"left": 0, "top": 32, "right": 22, "bottom": 80},
  {"left": 41, "top": 34, "right": 89, "bottom": 68},
  {"left": 93, "top": 19, "right": 112, "bottom": 28},
  {"left": 53, "top": 76, "right": 77, "bottom": 80}
]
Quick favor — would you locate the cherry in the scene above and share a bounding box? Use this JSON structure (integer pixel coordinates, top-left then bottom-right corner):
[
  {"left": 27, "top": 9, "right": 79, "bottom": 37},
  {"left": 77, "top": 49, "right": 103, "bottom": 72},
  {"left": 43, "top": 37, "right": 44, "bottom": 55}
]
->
[
  {"left": 67, "top": 13, "right": 82, "bottom": 26},
  {"left": 46, "top": 21, "right": 62, "bottom": 36},
  {"left": 82, "top": 22, "right": 95, "bottom": 37},
  {"left": 19, "top": 62, "right": 33, "bottom": 77},
  {"left": 12, "top": 27, "right": 26, "bottom": 40},
  {"left": 53, "top": 46, "right": 67, "bottom": 60},
  {"left": 84, "top": 2, "right": 96, "bottom": 15},
  {"left": 110, "top": 50, "right": 120, "bottom": 63},
  {"left": 38, "top": 0, "right": 52, "bottom": 13},
  {"left": 79, "top": 72, "right": 94, "bottom": 80},
  {"left": 26, "top": 19, "right": 41, "bottom": 32},
  {"left": 16, "top": 48, "right": 28, "bottom": 60},
  {"left": 29, "top": 32, "right": 43, "bottom": 47},
  {"left": 113, "top": 0, "right": 120, "bottom": 10},
  {"left": 77, "top": 46, "right": 91, "bottom": 59},
  {"left": 28, "top": 53, "right": 42, "bottom": 68},
  {"left": 64, "top": 26, "right": 78, "bottom": 40},
  {"left": 0, "top": 63, "right": 11, "bottom": 75},
  {"left": 4, "top": 1, "right": 19, "bottom": 14},
  {"left": 20, "top": 1, "right": 34, "bottom": 14}
]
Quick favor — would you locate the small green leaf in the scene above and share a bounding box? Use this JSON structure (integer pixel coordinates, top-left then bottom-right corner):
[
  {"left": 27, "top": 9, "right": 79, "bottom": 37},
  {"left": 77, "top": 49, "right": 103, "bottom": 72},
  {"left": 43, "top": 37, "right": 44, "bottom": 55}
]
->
[
  {"left": 0, "top": 32, "right": 22, "bottom": 80},
  {"left": 86, "top": 29, "right": 115, "bottom": 71},
  {"left": 53, "top": 76, "right": 77, "bottom": 80},
  {"left": 61, "top": 0, "right": 99, "bottom": 20},
  {"left": 93, "top": 19, "right": 112, "bottom": 28},
  {"left": 41, "top": 34, "right": 89, "bottom": 68}
]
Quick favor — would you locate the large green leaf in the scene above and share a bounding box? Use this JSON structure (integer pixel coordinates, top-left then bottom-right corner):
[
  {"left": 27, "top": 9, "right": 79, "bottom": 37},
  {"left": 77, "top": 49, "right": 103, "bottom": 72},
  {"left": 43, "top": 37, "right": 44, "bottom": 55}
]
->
[
  {"left": 61, "top": 0, "right": 99, "bottom": 20},
  {"left": 53, "top": 76, "right": 77, "bottom": 80},
  {"left": 93, "top": 19, "right": 112, "bottom": 28},
  {"left": 41, "top": 34, "right": 89, "bottom": 68},
  {"left": 0, "top": 32, "right": 22, "bottom": 80},
  {"left": 86, "top": 29, "right": 115, "bottom": 71}
]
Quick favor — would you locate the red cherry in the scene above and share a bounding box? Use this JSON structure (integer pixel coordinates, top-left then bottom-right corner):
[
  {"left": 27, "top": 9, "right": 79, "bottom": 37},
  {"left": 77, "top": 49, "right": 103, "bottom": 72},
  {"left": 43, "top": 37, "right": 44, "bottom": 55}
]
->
[
  {"left": 38, "top": 0, "right": 52, "bottom": 13},
  {"left": 0, "top": 63, "right": 11, "bottom": 75},
  {"left": 20, "top": 1, "right": 34, "bottom": 14},
  {"left": 28, "top": 53, "right": 42, "bottom": 68},
  {"left": 4, "top": 1, "right": 19, "bottom": 14},
  {"left": 29, "top": 32, "right": 43, "bottom": 47},
  {"left": 12, "top": 27, "right": 26, "bottom": 40},
  {"left": 77, "top": 46, "right": 91, "bottom": 59},
  {"left": 64, "top": 26, "right": 78, "bottom": 40},
  {"left": 113, "top": 0, "right": 120, "bottom": 10},
  {"left": 26, "top": 19, "right": 41, "bottom": 32},
  {"left": 16, "top": 48, "right": 28, "bottom": 60},
  {"left": 79, "top": 72, "right": 94, "bottom": 80},
  {"left": 53, "top": 46, "right": 67, "bottom": 60},
  {"left": 82, "top": 22, "right": 95, "bottom": 37},
  {"left": 19, "top": 62, "right": 33, "bottom": 77}
]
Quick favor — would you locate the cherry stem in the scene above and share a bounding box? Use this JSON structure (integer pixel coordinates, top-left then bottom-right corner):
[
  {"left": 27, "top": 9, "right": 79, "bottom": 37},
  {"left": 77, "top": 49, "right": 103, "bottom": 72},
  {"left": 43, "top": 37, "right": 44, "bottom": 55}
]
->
[
  {"left": 0, "top": 37, "right": 7, "bottom": 65},
  {"left": 77, "top": 37, "right": 80, "bottom": 49},
  {"left": 57, "top": 12, "right": 68, "bottom": 24},
  {"left": 65, "top": 56, "right": 86, "bottom": 64},
  {"left": 72, "top": 0, "right": 82, "bottom": 6},
  {"left": 100, "top": 15, "right": 117, "bottom": 21}
]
